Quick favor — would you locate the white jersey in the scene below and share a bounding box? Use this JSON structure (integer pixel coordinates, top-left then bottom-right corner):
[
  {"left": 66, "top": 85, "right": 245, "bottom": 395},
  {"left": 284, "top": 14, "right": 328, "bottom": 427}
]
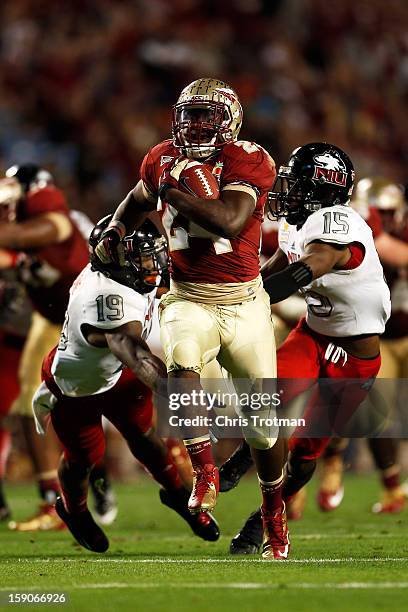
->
[
  {"left": 51, "top": 264, "right": 156, "bottom": 397},
  {"left": 278, "top": 205, "right": 391, "bottom": 337}
]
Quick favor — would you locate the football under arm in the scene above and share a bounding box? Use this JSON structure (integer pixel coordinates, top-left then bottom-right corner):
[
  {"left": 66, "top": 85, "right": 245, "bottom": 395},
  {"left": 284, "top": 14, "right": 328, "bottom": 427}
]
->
[
  {"left": 104, "top": 320, "right": 167, "bottom": 395},
  {"left": 263, "top": 241, "right": 350, "bottom": 304},
  {"left": 164, "top": 187, "right": 255, "bottom": 238},
  {"left": 111, "top": 180, "right": 156, "bottom": 233},
  {"left": 0, "top": 213, "right": 71, "bottom": 250}
]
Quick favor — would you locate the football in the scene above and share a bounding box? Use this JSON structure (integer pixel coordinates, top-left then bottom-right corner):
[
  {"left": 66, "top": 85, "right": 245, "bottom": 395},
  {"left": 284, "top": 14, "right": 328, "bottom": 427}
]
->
[{"left": 178, "top": 160, "right": 220, "bottom": 199}]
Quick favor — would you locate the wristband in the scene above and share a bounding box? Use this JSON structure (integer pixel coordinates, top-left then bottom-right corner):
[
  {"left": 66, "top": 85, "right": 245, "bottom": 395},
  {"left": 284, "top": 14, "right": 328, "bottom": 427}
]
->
[{"left": 263, "top": 260, "right": 313, "bottom": 304}]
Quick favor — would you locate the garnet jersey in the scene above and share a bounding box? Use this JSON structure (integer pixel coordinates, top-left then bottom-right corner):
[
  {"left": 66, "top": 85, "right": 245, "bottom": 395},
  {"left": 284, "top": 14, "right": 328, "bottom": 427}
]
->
[
  {"left": 51, "top": 265, "right": 156, "bottom": 397},
  {"left": 17, "top": 186, "right": 89, "bottom": 324},
  {"left": 278, "top": 205, "right": 391, "bottom": 337},
  {"left": 375, "top": 217, "right": 408, "bottom": 340},
  {"left": 140, "top": 139, "right": 275, "bottom": 283}
]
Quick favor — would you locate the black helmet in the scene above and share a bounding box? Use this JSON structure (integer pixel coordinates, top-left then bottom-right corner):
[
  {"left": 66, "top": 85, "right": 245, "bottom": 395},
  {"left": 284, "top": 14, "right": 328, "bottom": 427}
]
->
[
  {"left": 89, "top": 215, "right": 168, "bottom": 293},
  {"left": 268, "top": 142, "right": 355, "bottom": 226},
  {"left": 5, "top": 164, "right": 54, "bottom": 193}
]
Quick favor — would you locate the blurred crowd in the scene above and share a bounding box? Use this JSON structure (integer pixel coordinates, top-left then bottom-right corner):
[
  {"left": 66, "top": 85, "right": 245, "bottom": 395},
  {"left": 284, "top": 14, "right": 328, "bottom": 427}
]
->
[{"left": 0, "top": 0, "right": 407, "bottom": 219}]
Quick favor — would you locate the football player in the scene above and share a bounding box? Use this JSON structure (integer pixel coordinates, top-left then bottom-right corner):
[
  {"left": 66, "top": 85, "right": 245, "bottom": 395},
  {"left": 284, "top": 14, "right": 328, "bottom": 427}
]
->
[
  {"left": 221, "top": 176, "right": 408, "bottom": 520},
  {"left": 0, "top": 268, "right": 31, "bottom": 520},
  {"left": 33, "top": 217, "right": 219, "bottom": 552},
  {"left": 220, "top": 143, "right": 391, "bottom": 554},
  {"left": 317, "top": 179, "right": 408, "bottom": 515},
  {"left": 94, "top": 78, "right": 290, "bottom": 559},
  {"left": 313, "top": 180, "right": 407, "bottom": 515},
  {"left": 0, "top": 165, "right": 114, "bottom": 530}
]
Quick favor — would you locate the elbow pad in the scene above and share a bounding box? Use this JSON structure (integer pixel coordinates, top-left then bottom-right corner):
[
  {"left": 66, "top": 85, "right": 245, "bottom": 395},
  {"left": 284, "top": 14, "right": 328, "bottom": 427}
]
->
[{"left": 263, "top": 261, "right": 313, "bottom": 304}]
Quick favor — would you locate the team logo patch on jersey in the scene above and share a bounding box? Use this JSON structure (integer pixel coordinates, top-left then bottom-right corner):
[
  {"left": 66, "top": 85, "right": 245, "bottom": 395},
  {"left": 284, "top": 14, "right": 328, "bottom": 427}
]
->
[
  {"left": 212, "top": 161, "right": 223, "bottom": 184},
  {"left": 313, "top": 151, "right": 347, "bottom": 187}
]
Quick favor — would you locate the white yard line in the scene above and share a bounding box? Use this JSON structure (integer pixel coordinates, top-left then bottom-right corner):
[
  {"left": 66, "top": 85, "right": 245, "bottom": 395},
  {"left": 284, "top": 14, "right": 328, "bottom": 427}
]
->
[
  {"left": 1, "top": 582, "right": 408, "bottom": 591},
  {"left": 6, "top": 557, "right": 408, "bottom": 564}
]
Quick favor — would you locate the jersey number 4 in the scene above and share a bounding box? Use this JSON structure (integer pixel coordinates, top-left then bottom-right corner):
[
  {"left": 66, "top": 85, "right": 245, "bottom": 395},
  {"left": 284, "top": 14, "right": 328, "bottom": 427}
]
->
[{"left": 162, "top": 204, "right": 233, "bottom": 254}]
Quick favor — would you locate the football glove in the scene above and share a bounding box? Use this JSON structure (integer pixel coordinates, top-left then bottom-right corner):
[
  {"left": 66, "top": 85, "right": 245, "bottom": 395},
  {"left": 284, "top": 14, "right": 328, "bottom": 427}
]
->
[
  {"left": 158, "top": 157, "right": 190, "bottom": 201},
  {"left": 94, "top": 221, "right": 126, "bottom": 266}
]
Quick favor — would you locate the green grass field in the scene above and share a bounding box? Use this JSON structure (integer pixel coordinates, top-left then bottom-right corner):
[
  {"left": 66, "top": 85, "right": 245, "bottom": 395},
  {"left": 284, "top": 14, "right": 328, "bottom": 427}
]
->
[{"left": 0, "top": 474, "right": 407, "bottom": 611}]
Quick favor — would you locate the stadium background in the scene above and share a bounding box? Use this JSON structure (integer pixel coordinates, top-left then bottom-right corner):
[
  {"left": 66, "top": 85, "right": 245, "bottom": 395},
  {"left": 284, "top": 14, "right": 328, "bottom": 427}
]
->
[{"left": 0, "top": 0, "right": 407, "bottom": 222}]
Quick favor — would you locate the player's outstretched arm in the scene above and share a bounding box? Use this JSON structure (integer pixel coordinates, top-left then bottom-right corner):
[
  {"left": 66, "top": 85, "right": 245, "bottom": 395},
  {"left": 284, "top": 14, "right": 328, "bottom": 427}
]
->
[
  {"left": 105, "top": 321, "right": 167, "bottom": 395},
  {"left": 95, "top": 181, "right": 156, "bottom": 265},
  {"left": 112, "top": 181, "right": 155, "bottom": 232},
  {"left": 0, "top": 213, "right": 71, "bottom": 249},
  {"left": 263, "top": 241, "right": 350, "bottom": 304}
]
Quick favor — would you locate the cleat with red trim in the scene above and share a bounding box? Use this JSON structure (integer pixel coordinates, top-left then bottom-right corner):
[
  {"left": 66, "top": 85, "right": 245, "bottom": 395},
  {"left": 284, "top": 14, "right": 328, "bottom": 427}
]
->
[
  {"left": 188, "top": 464, "right": 219, "bottom": 513},
  {"left": 317, "top": 454, "right": 344, "bottom": 512},
  {"left": 55, "top": 497, "right": 109, "bottom": 552},
  {"left": 286, "top": 487, "right": 307, "bottom": 520},
  {"left": 372, "top": 488, "right": 406, "bottom": 514},
  {"left": 8, "top": 503, "right": 66, "bottom": 531},
  {"left": 159, "top": 488, "right": 219, "bottom": 541},
  {"left": 261, "top": 503, "right": 290, "bottom": 560}
]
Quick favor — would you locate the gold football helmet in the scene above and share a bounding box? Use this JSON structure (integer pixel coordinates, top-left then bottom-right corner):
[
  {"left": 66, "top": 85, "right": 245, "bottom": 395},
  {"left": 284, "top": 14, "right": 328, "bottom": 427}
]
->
[
  {"left": 353, "top": 177, "right": 406, "bottom": 227},
  {"left": 172, "top": 78, "right": 243, "bottom": 159}
]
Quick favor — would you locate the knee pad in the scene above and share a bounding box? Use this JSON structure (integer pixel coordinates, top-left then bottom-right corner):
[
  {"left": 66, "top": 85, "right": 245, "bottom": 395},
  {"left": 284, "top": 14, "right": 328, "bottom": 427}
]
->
[
  {"left": 245, "top": 436, "right": 278, "bottom": 451},
  {"left": 169, "top": 339, "right": 203, "bottom": 374}
]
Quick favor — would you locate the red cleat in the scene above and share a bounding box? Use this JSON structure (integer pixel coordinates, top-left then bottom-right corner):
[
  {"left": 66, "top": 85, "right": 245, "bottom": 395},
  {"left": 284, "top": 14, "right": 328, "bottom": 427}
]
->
[
  {"left": 317, "top": 486, "right": 344, "bottom": 512},
  {"left": 188, "top": 464, "right": 219, "bottom": 513},
  {"left": 317, "top": 454, "right": 344, "bottom": 512},
  {"left": 261, "top": 503, "right": 290, "bottom": 560},
  {"left": 372, "top": 488, "right": 406, "bottom": 514},
  {"left": 8, "top": 503, "right": 66, "bottom": 532}
]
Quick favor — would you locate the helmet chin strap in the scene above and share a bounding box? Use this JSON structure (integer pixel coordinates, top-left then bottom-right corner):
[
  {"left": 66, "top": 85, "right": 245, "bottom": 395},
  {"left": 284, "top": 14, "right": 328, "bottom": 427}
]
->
[{"left": 179, "top": 129, "right": 219, "bottom": 160}]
